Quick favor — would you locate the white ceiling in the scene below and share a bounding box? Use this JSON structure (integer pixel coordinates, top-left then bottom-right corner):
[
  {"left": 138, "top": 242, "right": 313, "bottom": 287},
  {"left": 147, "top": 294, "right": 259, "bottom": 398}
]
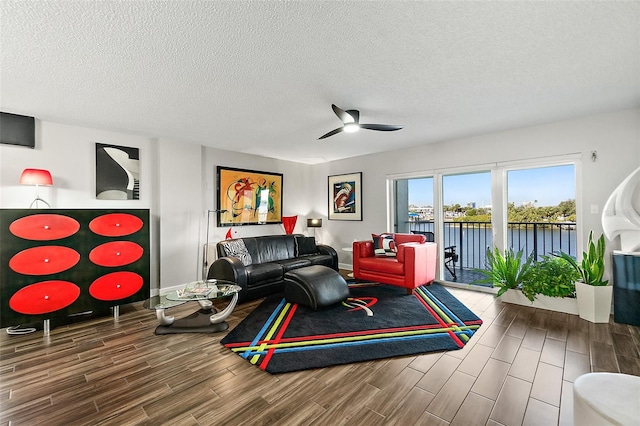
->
[{"left": 1, "top": 1, "right": 639, "bottom": 164}]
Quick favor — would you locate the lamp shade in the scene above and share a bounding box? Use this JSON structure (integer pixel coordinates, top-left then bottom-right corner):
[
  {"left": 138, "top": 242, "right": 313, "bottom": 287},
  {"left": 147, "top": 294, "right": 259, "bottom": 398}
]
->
[
  {"left": 282, "top": 215, "right": 297, "bottom": 234},
  {"left": 20, "top": 169, "right": 53, "bottom": 186},
  {"left": 307, "top": 218, "right": 322, "bottom": 228}
]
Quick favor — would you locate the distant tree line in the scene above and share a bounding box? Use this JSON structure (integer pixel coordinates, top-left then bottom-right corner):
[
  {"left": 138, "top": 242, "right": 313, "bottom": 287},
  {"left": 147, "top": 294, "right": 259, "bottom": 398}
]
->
[
  {"left": 411, "top": 199, "right": 576, "bottom": 223},
  {"left": 507, "top": 199, "right": 575, "bottom": 223}
]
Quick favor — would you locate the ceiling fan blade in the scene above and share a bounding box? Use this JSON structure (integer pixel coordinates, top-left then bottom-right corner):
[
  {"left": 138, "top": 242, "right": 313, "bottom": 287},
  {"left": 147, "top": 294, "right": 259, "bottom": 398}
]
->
[
  {"left": 360, "top": 124, "right": 404, "bottom": 132},
  {"left": 318, "top": 127, "right": 344, "bottom": 140},
  {"left": 331, "top": 104, "right": 356, "bottom": 124},
  {"left": 345, "top": 109, "right": 360, "bottom": 124}
]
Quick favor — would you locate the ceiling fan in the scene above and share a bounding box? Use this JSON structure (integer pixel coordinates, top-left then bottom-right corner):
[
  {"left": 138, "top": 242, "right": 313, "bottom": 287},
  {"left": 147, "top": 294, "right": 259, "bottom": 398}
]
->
[{"left": 318, "top": 104, "right": 403, "bottom": 139}]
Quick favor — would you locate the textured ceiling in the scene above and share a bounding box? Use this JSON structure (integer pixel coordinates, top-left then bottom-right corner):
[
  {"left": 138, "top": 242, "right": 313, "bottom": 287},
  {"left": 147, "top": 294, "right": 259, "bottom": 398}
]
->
[{"left": 1, "top": 1, "right": 639, "bottom": 164}]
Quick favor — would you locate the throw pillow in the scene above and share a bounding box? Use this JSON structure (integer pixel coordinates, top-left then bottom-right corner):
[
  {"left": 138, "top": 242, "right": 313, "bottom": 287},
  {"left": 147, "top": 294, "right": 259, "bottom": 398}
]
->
[
  {"left": 295, "top": 236, "right": 318, "bottom": 255},
  {"left": 220, "top": 239, "right": 252, "bottom": 266},
  {"left": 372, "top": 233, "right": 397, "bottom": 257}
]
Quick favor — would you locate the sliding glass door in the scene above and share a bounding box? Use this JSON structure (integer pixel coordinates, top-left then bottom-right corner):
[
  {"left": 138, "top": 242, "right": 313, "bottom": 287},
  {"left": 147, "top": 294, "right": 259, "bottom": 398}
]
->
[
  {"left": 395, "top": 177, "right": 434, "bottom": 234},
  {"left": 390, "top": 158, "right": 578, "bottom": 288},
  {"left": 506, "top": 164, "right": 576, "bottom": 260},
  {"left": 441, "top": 171, "right": 492, "bottom": 284}
]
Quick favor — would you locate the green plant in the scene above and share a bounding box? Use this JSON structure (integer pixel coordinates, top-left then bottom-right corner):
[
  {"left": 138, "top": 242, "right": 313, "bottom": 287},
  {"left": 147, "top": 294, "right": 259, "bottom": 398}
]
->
[
  {"left": 474, "top": 247, "right": 535, "bottom": 297},
  {"left": 521, "top": 255, "right": 580, "bottom": 301},
  {"left": 557, "top": 231, "right": 608, "bottom": 286}
]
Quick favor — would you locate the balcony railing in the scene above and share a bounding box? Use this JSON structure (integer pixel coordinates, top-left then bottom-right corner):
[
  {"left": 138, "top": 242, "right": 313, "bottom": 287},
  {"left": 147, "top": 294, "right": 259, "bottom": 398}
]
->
[{"left": 409, "top": 220, "right": 577, "bottom": 271}]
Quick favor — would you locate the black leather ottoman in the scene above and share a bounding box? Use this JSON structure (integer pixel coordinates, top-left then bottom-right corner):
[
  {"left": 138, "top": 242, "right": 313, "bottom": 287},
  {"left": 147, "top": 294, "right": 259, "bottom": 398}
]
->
[{"left": 284, "top": 265, "right": 350, "bottom": 309}]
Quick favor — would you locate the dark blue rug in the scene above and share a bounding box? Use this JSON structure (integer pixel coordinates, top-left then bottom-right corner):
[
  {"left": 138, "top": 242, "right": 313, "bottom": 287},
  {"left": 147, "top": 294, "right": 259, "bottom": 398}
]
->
[{"left": 221, "top": 283, "right": 483, "bottom": 374}]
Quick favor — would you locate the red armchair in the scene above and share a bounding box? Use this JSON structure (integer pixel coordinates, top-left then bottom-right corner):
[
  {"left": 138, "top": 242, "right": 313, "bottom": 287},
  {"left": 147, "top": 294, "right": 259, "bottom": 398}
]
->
[{"left": 352, "top": 233, "right": 437, "bottom": 294}]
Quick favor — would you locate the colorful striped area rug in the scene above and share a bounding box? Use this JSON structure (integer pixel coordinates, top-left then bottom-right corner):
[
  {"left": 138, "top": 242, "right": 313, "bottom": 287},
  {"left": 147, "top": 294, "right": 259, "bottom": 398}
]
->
[{"left": 220, "top": 283, "right": 483, "bottom": 374}]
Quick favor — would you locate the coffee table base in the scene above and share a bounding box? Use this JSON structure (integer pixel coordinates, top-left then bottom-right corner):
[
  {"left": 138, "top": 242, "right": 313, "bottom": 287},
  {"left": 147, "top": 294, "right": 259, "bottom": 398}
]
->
[{"left": 154, "top": 308, "right": 230, "bottom": 335}]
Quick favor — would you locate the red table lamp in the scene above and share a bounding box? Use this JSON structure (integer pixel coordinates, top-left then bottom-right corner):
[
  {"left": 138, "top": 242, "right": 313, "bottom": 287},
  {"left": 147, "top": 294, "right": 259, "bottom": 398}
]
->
[
  {"left": 282, "top": 215, "right": 298, "bottom": 234},
  {"left": 20, "top": 168, "right": 53, "bottom": 208}
]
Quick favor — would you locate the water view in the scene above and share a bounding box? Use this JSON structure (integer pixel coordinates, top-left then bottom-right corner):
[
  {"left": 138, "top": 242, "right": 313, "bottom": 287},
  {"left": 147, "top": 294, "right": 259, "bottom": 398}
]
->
[{"left": 401, "top": 164, "right": 577, "bottom": 284}]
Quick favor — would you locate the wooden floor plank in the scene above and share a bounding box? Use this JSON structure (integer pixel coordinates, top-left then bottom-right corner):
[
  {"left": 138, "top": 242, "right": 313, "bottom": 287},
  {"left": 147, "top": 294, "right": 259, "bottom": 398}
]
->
[
  {"left": 563, "top": 350, "right": 591, "bottom": 382},
  {"left": 457, "top": 343, "right": 494, "bottom": 377},
  {"left": 491, "top": 335, "right": 523, "bottom": 363},
  {"left": 558, "top": 380, "right": 574, "bottom": 426},
  {"left": 521, "top": 326, "right": 547, "bottom": 352},
  {"left": 522, "top": 397, "right": 559, "bottom": 425},
  {"left": 530, "top": 362, "right": 563, "bottom": 406},
  {"left": 1, "top": 276, "right": 638, "bottom": 426},
  {"left": 539, "top": 337, "right": 566, "bottom": 367},
  {"left": 566, "top": 329, "right": 590, "bottom": 354},
  {"left": 450, "top": 391, "right": 494, "bottom": 426},
  {"left": 426, "top": 371, "right": 476, "bottom": 421},
  {"left": 489, "top": 376, "right": 532, "bottom": 426},
  {"left": 384, "top": 387, "right": 435, "bottom": 426},
  {"left": 508, "top": 347, "right": 541, "bottom": 383},
  {"left": 415, "top": 354, "right": 462, "bottom": 394},
  {"left": 366, "top": 367, "right": 424, "bottom": 416},
  {"left": 470, "top": 358, "right": 511, "bottom": 400}
]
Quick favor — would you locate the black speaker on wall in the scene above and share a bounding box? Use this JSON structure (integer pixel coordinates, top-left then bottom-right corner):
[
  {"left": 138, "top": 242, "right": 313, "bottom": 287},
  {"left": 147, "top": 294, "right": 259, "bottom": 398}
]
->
[{"left": 0, "top": 111, "right": 35, "bottom": 148}]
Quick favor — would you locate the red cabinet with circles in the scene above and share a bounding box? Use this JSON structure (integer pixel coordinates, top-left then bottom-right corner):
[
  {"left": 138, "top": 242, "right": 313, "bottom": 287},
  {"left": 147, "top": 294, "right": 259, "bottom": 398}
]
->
[{"left": 0, "top": 209, "right": 150, "bottom": 328}]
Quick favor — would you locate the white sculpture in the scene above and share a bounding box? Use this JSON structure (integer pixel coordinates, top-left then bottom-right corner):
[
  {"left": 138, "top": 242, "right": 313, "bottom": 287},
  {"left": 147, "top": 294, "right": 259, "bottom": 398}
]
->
[{"left": 602, "top": 166, "right": 640, "bottom": 252}]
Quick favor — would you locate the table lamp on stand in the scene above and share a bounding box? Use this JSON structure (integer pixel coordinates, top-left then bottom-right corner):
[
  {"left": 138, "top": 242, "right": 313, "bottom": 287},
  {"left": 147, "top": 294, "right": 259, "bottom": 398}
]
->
[
  {"left": 307, "top": 218, "right": 322, "bottom": 242},
  {"left": 20, "top": 168, "right": 53, "bottom": 208}
]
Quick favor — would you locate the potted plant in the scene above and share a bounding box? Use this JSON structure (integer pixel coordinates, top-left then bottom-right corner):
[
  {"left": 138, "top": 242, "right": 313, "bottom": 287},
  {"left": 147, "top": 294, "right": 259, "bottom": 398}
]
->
[
  {"left": 557, "top": 231, "right": 612, "bottom": 323},
  {"left": 475, "top": 247, "right": 535, "bottom": 297},
  {"left": 521, "top": 255, "right": 579, "bottom": 302}
]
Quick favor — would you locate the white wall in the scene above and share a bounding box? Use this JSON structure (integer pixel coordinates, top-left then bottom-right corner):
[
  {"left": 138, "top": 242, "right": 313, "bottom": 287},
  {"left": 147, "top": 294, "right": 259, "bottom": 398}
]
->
[
  {"left": 0, "top": 121, "right": 155, "bottom": 208},
  {"left": 0, "top": 121, "right": 316, "bottom": 293},
  {"left": 155, "top": 138, "right": 203, "bottom": 290},
  {"left": 201, "top": 147, "right": 314, "bottom": 243},
  {"left": 0, "top": 121, "right": 163, "bottom": 291},
  {"left": 319, "top": 108, "right": 640, "bottom": 276},
  {"left": 2, "top": 108, "right": 638, "bottom": 290}
]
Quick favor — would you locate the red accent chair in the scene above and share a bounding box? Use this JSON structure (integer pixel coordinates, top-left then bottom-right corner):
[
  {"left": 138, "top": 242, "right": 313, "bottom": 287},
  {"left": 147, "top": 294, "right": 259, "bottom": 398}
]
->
[{"left": 352, "top": 233, "right": 437, "bottom": 294}]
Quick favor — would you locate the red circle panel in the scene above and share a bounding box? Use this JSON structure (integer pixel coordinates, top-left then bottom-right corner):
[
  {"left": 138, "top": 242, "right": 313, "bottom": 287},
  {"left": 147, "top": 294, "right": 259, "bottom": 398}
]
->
[
  {"left": 9, "top": 214, "right": 80, "bottom": 241},
  {"left": 90, "top": 272, "right": 144, "bottom": 301},
  {"left": 89, "top": 213, "right": 143, "bottom": 237},
  {"left": 9, "top": 281, "right": 80, "bottom": 314},
  {"left": 89, "top": 241, "right": 143, "bottom": 267},
  {"left": 9, "top": 246, "right": 80, "bottom": 275}
]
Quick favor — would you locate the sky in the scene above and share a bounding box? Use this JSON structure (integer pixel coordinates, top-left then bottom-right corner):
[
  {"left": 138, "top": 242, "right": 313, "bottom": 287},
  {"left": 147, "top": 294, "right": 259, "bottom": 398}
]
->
[{"left": 408, "top": 164, "right": 575, "bottom": 207}]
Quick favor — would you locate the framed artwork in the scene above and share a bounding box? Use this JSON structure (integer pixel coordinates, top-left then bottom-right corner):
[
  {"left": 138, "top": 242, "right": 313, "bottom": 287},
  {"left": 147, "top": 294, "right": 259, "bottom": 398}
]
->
[
  {"left": 217, "top": 166, "right": 283, "bottom": 226},
  {"left": 96, "top": 143, "right": 140, "bottom": 200},
  {"left": 328, "top": 172, "right": 362, "bottom": 221}
]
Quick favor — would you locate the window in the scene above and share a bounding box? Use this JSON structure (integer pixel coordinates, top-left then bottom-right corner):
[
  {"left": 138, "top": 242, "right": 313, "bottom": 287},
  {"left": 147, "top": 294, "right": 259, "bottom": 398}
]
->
[
  {"left": 506, "top": 164, "right": 576, "bottom": 260},
  {"left": 390, "top": 158, "right": 578, "bottom": 286}
]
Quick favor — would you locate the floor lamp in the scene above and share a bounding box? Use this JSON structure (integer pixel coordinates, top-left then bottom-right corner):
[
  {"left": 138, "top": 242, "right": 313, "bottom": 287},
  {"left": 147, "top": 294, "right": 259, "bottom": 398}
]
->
[{"left": 202, "top": 209, "right": 227, "bottom": 281}]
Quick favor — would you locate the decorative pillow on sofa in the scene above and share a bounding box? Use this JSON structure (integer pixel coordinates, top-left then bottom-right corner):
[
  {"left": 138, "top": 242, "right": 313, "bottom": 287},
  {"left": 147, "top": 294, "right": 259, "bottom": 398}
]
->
[
  {"left": 220, "top": 239, "right": 252, "bottom": 266},
  {"left": 372, "top": 233, "right": 397, "bottom": 257},
  {"left": 295, "top": 236, "right": 318, "bottom": 256}
]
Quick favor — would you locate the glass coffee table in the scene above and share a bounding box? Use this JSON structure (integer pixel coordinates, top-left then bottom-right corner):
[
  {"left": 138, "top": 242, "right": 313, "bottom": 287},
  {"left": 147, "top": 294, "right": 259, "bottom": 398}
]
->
[{"left": 143, "top": 280, "right": 241, "bottom": 334}]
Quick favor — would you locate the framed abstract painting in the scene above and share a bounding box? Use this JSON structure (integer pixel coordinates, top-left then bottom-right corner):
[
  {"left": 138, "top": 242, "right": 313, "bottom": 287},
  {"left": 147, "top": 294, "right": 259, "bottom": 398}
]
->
[
  {"left": 328, "top": 172, "right": 362, "bottom": 221},
  {"left": 95, "top": 143, "right": 140, "bottom": 200},
  {"left": 217, "top": 166, "right": 283, "bottom": 226}
]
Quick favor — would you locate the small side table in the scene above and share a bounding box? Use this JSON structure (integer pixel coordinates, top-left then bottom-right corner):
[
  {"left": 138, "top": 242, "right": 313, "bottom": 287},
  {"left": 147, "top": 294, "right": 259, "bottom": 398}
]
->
[
  {"left": 341, "top": 247, "right": 354, "bottom": 278},
  {"left": 143, "top": 280, "right": 241, "bottom": 335}
]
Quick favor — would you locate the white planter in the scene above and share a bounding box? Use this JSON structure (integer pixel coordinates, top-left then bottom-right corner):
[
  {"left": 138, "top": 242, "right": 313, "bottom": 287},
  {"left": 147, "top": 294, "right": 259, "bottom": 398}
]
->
[
  {"left": 575, "top": 281, "right": 613, "bottom": 323},
  {"left": 499, "top": 289, "right": 578, "bottom": 315}
]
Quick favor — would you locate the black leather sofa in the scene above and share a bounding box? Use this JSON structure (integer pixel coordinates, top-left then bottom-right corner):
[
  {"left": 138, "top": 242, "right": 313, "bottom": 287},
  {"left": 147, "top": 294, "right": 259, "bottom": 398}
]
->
[{"left": 207, "top": 234, "right": 338, "bottom": 303}]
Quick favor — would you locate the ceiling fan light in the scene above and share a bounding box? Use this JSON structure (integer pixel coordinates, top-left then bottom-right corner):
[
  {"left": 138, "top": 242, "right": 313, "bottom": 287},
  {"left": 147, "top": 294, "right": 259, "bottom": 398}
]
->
[{"left": 344, "top": 123, "right": 360, "bottom": 133}]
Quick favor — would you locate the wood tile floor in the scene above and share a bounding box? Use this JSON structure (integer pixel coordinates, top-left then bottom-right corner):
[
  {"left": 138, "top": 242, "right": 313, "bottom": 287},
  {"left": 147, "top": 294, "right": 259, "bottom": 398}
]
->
[{"left": 1, "top": 277, "right": 639, "bottom": 425}]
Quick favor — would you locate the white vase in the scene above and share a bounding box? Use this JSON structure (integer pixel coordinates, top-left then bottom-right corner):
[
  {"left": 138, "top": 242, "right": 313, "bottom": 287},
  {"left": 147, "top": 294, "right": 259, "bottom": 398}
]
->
[{"left": 575, "top": 281, "right": 613, "bottom": 323}]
